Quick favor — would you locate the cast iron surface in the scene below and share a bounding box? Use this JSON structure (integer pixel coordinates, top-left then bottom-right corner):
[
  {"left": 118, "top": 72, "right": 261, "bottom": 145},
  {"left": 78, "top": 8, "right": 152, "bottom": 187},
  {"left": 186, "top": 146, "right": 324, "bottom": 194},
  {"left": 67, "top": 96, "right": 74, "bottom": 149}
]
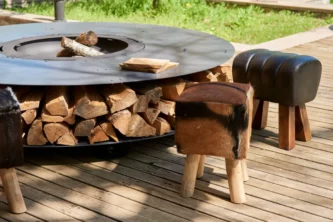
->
[
  {"left": 0, "top": 22, "right": 234, "bottom": 86},
  {"left": 24, "top": 130, "right": 174, "bottom": 148}
]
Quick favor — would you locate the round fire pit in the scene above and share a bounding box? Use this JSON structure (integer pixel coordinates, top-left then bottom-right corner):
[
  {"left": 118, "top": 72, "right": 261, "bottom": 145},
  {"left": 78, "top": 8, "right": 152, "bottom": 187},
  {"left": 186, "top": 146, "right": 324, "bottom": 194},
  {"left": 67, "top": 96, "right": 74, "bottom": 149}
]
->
[{"left": 0, "top": 22, "right": 234, "bottom": 148}]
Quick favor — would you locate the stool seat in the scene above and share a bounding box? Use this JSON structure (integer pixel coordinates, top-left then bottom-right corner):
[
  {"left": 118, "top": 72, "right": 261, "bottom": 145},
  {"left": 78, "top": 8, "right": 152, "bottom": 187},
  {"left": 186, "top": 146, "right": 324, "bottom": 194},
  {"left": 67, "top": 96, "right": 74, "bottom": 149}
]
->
[
  {"left": 175, "top": 82, "right": 253, "bottom": 159},
  {"left": 232, "top": 49, "right": 321, "bottom": 150},
  {"left": 233, "top": 49, "right": 321, "bottom": 106},
  {"left": 175, "top": 82, "right": 253, "bottom": 203}
]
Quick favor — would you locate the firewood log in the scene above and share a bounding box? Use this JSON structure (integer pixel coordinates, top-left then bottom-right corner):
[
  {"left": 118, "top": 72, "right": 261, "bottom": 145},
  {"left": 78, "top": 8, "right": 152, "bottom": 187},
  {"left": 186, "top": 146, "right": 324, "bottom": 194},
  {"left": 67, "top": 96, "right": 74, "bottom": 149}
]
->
[
  {"left": 18, "top": 88, "right": 44, "bottom": 111},
  {"left": 154, "top": 99, "right": 175, "bottom": 116},
  {"left": 63, "top": 105, "right": 75, "bottom": 125},
  {"left": 129, "top": 94, "right": 150, "bottom": 113},
  {"left": 160, "top": 113, "right": 176, "bottom": 128},
  {"left": 73, "top": 86, "right": 108, "bottom": 119},
  {"left": 102, "top": 84, "right": 138, "bottom": 113},
  {"left": 160, "top": 79, "right": 186, "bottom": 101},
  {"left": 141, "top": 108, "right": 160, "bottom": 125},
  {"left": 57, "top": 31, "right": 98, "bottom": 57},
  {"left": 152, "top": 117, "right": 171, "bottom": 135},
  {"left": 88, "top": 125, "right": 109, "bottom": 144},
  {"left": 107, "top": 109, "right": 131, "bottom": 135},
  {"left": 41, "top": 108, "right": 64, "bottom": 123},
  {"left": 21, "top": 109, "right": 37, "bottom": 125},
  {"left": 27, "top": 119, "right": 48, "bottom": 145},
  {"left": 21, "top": 119, "right": 28, "bottom": 139},
  {"left": 61, "top": 37, "right": 104, "bottom": 57},
  {"left": 57, "top": 131, "right": 78, "bottom": 146},
  {"left": 99, "top": 121, "right": 119, "bottom": 142},
  {"left": 43, "top": 123, "right": 70, "bottom": 144},
  {"left": 45, "top": 86, "right": 69, "bottom": 116},
  {"left": 74, "top": 118, "right": 96, "bottom": 137},
  {"left": 126, "top": 114, "right": 156, "bottom": 137},
  {"left": 127, "top": 83, "right": 162, "bottom": 104}
]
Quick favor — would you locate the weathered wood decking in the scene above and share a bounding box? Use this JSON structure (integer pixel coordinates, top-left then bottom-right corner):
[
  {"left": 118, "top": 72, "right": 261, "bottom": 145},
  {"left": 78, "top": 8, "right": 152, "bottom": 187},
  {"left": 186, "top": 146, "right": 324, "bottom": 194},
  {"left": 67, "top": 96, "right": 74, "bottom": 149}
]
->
[{"left": 1, "top": 36, "right": 333, "bottom": 222}]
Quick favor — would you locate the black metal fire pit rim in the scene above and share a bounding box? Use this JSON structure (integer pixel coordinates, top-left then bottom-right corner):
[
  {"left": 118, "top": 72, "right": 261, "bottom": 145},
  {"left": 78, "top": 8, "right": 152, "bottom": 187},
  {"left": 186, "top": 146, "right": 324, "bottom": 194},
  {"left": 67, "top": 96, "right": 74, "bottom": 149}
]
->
[
  {"left": 0, "top": 33, "right": 145, "bottom": 61},
  {"left": 23, "top": 130, "right": 174, "bottom": 149}
]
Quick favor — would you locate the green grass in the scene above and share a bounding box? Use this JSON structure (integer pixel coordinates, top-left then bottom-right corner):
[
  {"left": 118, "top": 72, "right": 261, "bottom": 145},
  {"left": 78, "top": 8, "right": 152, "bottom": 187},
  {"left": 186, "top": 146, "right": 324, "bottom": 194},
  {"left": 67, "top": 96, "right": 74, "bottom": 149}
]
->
[{"left": 10, "top": 0, "right": 333, "bottom": 44}]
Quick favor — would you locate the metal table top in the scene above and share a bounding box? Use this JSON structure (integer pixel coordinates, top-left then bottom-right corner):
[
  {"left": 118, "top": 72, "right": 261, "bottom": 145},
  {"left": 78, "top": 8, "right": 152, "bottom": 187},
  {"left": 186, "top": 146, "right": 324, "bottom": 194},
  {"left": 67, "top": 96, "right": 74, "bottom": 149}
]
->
[{"left": 0, "top": 22, "right": 234, "bottom": 86}]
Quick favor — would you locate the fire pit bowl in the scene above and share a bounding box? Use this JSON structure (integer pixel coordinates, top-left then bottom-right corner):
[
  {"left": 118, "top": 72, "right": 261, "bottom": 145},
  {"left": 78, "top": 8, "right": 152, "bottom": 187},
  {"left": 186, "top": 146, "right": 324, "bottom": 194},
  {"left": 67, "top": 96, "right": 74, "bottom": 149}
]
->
[{"left": 0, "top": 22, "right": 234, "bottom": 148}]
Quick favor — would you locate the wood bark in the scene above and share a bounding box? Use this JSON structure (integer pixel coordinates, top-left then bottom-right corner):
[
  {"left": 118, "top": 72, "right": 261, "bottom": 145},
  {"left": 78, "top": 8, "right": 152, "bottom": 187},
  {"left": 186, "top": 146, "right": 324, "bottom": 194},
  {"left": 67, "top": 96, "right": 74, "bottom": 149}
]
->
[
  {"left": 61, "top": 37, "right": 104, "bottom": 57},
  {"left": 18, "top": 88, "right": 44, "bottom": 111},
  {"left": 160, "top": 79, "right": 186, "bottom": 101},
  {"left": 57, "top": 31, "right": 98, "bottom": 57},
  {"left": 99, "top": 121, "right": 119, "bottom": 142},
  {"left": 27, "top": 119, "right": 48, "bottom": 145},
  {"left": 154, "top": 99, "right": 175, "bottom": 116},
  {"left": 126, "top": 114, "right": 156, "bottom": 137},
  {"left": 141, "top": 108, "right": 160, "bottom": 125},
  {"left": 21, "top": 109, "right": 37, "bottom": 125},
  {"left": 152, "top": 117, "right": 171, "bottom": 135},
  {"left": 107, "top": 110, "right": 131, "bottom": 135},
  {"left": 128, "top": 83, "right": 162, "bottom": 105},
  {"left": 88, "top": 125, "right": 109, "bottom": 144},
  {"left": 43, "top": 123, "right": 70, "bottom": 144},
  {"left": 74, "top": 118, "right": 96, "bottom": 137},
  {"left": 102, "top": 84, "right": 138, "bottom": 113},
  {"left": 57, "top": 131, "right": 78, "bottom": 146},
  {"left": 45, "top": 86, "right": 69, "bottom": 116},
  {"left": 129, "top": 94, "right": 150, "bottom": 113},
  {"left": 73, "top": 86, "right": 108, "bottom": 119}
]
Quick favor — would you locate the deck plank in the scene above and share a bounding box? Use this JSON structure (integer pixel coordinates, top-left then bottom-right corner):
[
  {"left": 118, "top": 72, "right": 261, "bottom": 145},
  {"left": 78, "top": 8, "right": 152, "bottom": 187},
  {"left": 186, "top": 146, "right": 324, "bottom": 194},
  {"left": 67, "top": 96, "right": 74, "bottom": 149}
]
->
[{"left": 2, "top": 32, "right": 333, "bottom": 222}]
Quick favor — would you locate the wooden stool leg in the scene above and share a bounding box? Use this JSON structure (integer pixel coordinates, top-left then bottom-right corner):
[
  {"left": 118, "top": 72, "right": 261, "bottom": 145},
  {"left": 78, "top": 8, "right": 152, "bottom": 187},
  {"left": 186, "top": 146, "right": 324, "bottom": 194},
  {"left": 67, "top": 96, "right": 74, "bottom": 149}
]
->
[
  {"left": 225, "top": 159, "right": 246, "bottom": 204},
  {"left": 180, "top": 154, "right": 200, "bottom": 198},
  {"left": 279, "top": 104, "right": 295, "bottom": 150},
  {"left": 0, "top": 168, "right": 26, "bottom": 214},
  {"left": 197, "top": 155, "right": 206, "bottom": 178},
  {"left": 252, "top": 99, "right": 269, "bottom": 130},
  {"left": 295, "top": 104, "right": 312, "bottom": 142},
  {"left": 241, "top": 159, "right": 249, "bottom": 182}
]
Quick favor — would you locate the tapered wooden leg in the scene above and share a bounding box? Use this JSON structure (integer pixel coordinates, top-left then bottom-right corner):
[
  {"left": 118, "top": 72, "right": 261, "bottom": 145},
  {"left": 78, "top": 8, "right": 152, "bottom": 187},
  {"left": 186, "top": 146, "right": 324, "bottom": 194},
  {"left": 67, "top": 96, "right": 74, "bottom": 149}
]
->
[
  {"left": 279, "top": 104, "right": 295, "bottom": 150},
  {"left": 0, "top": 168, "right": 26, "bottom": 214},
  {"left": 241, "top": 159, "right": 249, "bottom": 182},
  {"left": 295, "top": 104, "right": 312, "bottom": 142},
  {"left": 252, "top": 99, "right": 269, "bottom": 130},
  {"left": 225, "top": 159, "right": 246, "bottom": 204},
  {"left": 180, "top": 154, "right": 200, "bottom": 198},
  {"left": 197, "top": 155, "right": 206, "bottom": 178}
]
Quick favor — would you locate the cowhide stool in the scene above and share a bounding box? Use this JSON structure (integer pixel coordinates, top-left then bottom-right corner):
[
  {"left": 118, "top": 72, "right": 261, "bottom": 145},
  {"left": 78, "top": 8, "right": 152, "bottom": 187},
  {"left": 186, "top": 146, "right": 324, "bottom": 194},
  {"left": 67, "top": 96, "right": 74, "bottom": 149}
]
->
[
  {"left": 175, "top": 82, "right": 253, "bottom": 204},
  {"left": 0, "top": 87, "right": 26, "bottom": 214},
  {"left": 233, "top": 49, "right": 322, "bottom": 150}
]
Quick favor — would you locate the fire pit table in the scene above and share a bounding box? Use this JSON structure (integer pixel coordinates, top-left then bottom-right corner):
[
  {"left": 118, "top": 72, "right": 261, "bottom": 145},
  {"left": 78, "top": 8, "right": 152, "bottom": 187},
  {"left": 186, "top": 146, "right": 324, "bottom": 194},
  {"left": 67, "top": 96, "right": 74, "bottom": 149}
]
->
[{"left": 0, "top": 22, "right": 234, "bottom": 148}]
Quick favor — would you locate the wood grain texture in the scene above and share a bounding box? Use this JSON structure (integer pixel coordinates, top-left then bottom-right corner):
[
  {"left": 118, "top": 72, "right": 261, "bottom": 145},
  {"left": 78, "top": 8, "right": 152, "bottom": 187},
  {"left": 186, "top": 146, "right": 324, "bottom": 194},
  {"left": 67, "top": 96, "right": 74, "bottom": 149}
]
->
[
  {"left": 252, "top": 99, "right": 269, "bottom": 129},
  {"left": 279, "top": 104, "right": 295, "bottom": 150},
  {"left": 295, "top": 104, "right": 312, "bottom": 142}
]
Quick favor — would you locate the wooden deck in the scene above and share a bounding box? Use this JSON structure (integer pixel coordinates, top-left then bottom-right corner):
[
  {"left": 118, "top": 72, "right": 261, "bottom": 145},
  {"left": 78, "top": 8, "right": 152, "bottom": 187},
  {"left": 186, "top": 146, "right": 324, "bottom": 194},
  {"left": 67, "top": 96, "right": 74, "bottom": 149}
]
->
[{"left": 2, "top": 36, "right": 333, "bottom": 222}]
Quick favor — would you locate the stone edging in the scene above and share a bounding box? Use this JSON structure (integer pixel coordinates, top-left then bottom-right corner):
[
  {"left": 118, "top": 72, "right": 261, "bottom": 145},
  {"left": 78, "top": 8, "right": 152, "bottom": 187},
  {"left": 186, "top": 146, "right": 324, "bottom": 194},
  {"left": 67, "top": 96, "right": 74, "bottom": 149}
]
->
[{"left": 1, "top": 9, "right": 333, "bottom": 53}]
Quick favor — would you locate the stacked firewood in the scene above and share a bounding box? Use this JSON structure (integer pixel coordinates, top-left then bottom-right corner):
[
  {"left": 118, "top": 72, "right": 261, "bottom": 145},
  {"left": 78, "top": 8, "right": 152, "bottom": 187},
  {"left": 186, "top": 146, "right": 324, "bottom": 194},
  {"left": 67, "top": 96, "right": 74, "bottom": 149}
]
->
[{"left": 15, "top": 79, "right": 189, "bottom": 146}]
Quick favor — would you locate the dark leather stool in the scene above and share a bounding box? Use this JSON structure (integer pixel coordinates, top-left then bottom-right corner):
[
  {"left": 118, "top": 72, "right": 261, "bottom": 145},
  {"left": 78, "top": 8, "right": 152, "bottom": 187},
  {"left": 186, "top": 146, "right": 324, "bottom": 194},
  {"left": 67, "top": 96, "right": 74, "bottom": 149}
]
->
[
  {"left": 175, "top": 82, "right": 254, "bottom": 203},
  {"left": 233, "top": 49, "right": 322, "bottom": 150},
  {"left": 0, "top": 87, "right": 26, "bottom": 214}
]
